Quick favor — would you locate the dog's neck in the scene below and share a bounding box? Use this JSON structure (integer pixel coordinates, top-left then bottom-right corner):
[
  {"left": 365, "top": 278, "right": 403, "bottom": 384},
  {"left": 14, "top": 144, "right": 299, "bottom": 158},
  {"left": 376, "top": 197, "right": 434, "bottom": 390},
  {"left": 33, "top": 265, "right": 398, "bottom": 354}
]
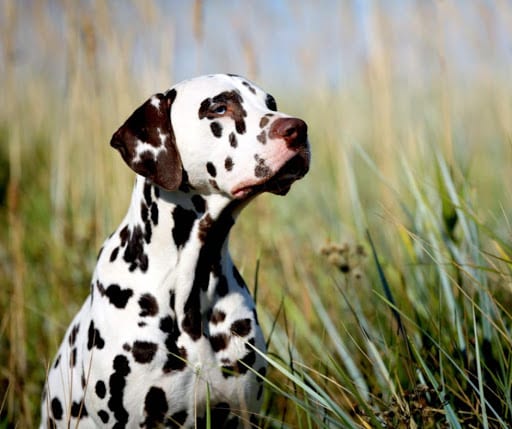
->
[{"left": 121, "top": 175, "right": 244, "bottom": 340}]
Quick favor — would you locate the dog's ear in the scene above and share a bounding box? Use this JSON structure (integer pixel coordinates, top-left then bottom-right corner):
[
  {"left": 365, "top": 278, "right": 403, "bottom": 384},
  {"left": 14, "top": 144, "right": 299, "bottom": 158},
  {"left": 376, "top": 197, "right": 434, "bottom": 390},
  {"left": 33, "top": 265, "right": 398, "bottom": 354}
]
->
[{"left": 110, "top": 89, "right": 182, "bottom": 191}]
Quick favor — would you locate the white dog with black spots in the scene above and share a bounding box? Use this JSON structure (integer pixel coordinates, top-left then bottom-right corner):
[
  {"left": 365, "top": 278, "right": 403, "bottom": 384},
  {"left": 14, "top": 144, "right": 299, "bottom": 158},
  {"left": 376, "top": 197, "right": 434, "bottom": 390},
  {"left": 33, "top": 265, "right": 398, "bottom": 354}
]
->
[{"left": 41, "top": 74, "right": 310, "bottom": 429}]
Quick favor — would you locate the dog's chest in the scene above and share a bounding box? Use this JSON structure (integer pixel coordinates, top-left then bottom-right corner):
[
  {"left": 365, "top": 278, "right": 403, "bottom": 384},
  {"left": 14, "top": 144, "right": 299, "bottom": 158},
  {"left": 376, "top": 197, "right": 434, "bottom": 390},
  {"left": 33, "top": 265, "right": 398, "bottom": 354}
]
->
[{"left": 71, "top": 228, "right": 267, "bottom": 423}]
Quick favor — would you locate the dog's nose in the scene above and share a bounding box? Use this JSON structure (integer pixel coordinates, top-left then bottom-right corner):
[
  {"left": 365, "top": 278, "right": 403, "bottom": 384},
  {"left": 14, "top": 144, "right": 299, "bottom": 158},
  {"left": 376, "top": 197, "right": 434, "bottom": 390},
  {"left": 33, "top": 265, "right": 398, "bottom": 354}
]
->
[{"left": 269, "top": 117, "right": 308, "bottom": 150}]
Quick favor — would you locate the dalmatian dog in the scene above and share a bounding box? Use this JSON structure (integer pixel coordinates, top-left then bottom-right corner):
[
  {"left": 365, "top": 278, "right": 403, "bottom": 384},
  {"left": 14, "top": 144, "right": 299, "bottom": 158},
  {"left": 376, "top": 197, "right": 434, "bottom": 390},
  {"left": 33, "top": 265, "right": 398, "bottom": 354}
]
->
[{"left": 41, "top": 74, "right": 310, "bottom": 428}]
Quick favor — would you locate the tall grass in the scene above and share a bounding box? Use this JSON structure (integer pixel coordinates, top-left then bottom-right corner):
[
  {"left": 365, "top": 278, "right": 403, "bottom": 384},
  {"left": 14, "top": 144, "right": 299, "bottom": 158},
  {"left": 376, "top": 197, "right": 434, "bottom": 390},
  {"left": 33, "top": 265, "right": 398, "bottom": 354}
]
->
[{"left": 1, "top": 1, "right": 512, "bottom": 427}]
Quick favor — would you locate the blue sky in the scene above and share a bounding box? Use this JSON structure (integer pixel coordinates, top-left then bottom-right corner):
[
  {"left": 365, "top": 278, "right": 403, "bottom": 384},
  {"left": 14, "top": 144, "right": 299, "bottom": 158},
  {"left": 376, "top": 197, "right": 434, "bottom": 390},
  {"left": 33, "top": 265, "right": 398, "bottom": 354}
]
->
[{"left": 2, "top": 0, "right": 511, "bottom": 92}]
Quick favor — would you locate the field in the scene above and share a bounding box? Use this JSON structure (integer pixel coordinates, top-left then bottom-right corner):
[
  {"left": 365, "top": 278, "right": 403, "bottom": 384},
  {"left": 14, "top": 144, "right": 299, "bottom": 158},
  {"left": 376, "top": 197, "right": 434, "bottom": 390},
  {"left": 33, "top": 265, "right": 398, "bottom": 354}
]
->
[{"left": 1, "top": 1, "right": 512, "bottom": 427}]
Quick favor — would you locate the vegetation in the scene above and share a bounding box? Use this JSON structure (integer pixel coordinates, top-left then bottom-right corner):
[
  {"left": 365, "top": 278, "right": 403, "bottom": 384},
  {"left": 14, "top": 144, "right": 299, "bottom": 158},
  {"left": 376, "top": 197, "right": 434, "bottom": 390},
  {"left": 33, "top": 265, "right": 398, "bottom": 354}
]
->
[{"left": 1, "top": 1, "right": 511, "bottom": 427}]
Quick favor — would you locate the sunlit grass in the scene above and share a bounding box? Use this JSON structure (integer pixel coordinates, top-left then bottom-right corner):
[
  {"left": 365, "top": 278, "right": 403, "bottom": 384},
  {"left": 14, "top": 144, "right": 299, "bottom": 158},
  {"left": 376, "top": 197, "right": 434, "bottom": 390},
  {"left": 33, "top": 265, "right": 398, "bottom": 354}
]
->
[{"left": 2, "top": 1, "right": 512, "bottom": 428}]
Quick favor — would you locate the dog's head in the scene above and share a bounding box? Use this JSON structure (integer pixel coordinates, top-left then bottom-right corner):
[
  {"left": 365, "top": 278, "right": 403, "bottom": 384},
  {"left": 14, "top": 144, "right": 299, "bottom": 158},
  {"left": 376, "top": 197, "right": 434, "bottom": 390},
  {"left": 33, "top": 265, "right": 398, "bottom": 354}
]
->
[{"left": 111, "top": 74, "right": 310, "bottom": 199}]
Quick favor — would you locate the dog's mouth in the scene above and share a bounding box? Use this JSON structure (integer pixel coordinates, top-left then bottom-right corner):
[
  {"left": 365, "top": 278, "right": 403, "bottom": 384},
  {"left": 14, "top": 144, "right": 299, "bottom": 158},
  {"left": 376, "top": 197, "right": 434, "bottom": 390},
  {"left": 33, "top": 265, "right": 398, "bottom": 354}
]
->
[{"left": 232, "top": 150, "right": 310, "bottom": 199}]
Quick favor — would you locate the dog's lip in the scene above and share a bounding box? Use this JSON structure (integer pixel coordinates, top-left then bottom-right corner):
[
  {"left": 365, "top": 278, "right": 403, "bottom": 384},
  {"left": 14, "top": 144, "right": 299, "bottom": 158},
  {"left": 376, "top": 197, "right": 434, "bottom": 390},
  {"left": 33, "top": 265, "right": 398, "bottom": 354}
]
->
[{"left": 231, "top": 151, "right": 310, "bottom": 199}]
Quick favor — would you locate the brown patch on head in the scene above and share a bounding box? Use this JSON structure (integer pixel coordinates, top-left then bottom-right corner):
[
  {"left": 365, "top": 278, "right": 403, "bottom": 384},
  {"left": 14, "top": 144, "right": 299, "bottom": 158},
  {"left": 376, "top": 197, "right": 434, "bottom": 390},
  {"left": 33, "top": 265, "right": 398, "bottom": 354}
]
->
[
  {"left": 254, "top": 155, "right": 272, "bottom": 178},
  {"left": 256, "top": 130, "right": 267, "bottom": 144},
  {"left": 198, "top": 91, "right": 247, "bottom": 134},
  {"left": 259, "top": 116, "right": 270, "bottom": 128},
  {"left": 110, "top": 90, "right": 182, "bottom": 191}
]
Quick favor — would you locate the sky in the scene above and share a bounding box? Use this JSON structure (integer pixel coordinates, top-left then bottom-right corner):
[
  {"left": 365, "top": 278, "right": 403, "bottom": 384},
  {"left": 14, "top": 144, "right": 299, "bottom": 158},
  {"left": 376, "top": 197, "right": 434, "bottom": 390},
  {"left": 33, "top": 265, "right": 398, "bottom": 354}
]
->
[{"left": 2, "top": 0, "right": 511, "bottom": 93}]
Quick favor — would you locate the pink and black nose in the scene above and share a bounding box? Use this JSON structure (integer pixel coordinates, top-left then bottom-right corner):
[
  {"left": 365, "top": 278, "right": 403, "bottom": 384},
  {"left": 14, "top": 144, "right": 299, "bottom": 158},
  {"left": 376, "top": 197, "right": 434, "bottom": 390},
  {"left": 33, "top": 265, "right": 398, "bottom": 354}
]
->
[{"left": 269, "top": 117, "right": 308, "bottom": 150}]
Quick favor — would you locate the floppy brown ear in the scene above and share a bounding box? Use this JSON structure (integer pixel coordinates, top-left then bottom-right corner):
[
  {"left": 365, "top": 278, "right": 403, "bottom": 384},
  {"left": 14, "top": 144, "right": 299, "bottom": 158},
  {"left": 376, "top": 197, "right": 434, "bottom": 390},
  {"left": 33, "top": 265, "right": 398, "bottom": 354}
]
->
[{"left": 110, "top": 89, "right": 182, "bottom": 191}]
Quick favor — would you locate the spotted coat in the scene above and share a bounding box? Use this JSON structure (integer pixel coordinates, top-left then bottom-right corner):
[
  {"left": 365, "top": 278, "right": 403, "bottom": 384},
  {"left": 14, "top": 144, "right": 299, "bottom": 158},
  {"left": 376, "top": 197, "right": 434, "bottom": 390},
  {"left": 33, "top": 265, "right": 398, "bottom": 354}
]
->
[{"left": 41, "top": 74, "right": 310, "bottom": 429}]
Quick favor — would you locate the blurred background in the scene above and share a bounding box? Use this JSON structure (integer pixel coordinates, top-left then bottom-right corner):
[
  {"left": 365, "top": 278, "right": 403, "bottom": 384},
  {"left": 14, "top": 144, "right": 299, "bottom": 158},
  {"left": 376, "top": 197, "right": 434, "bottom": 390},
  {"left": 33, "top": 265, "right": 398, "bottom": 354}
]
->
[{"left": 1, "top": 1, "right": 512, "bottom": 427}]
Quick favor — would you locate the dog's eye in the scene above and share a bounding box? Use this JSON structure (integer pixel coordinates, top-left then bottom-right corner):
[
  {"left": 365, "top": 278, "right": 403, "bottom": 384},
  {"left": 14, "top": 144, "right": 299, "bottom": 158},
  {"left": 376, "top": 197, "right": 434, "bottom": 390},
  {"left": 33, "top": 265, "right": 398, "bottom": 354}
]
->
[{"left": 211, "top": 104, "right": 227, "bottom": 115}]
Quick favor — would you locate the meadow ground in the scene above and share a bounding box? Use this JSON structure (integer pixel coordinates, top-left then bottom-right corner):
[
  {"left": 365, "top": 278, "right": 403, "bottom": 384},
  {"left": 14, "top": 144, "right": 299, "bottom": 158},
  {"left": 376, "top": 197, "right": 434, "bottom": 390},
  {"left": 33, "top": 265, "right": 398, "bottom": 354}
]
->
[{"left": 1, "top": 2, "right": 512, "bottom": 428}]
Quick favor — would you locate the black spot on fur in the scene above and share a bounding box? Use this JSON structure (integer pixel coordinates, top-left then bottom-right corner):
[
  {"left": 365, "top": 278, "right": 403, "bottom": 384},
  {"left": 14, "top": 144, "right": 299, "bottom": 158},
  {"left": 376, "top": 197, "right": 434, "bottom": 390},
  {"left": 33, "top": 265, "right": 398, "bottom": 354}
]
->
[
  {"left": 98, "top": 409, "right": 109, "bottom": 423},
  {"left": 258, "top": 366, "right": 267, "bottom": 379},
  {"left": 122, "top": 225, "right": 149, "bottom": 272},
  {"left": 166, "top": 410, "right": 188, "bottom": 428},
  {"left": 169, "top": 290, "right": 176, "bottom": 311},
  {"left": 110, "top": 247, "right": 119, "bottom": 262},
  {"left": 132, "top": 341, "right": 158, "bottom": 363},
  {"left": 231, "top": 318, "right": 252, "bottom": 337},
  {"left": 71, "top": 400, "right": 88, "bottom": 418},
  {"left": 178, "top": 168, "right": 192, "bottom": 193},
  {"left": 191, "top": 195, "right": 206, "bottom": 213},
  {"left": 238, "top": 339, "right": 256, "bottom": 373},
  {"left": 150, "top": 203, "right": 159, "bottom": 225},
  {"left": 265, "top": 94, "right": 277, "bottom": 111},
  {"left": 210, "top": 121, "right": 223, "bottom": 138},
  {"left": 51, "top": 397, "right": 63, "bottom": 420},
  {"left": 216, "top": 275, "right": 228, "bottom": 296},
  {"left": 142, "top": 387, "right": 168, "bottom": 428},
  {"left": 209, "top": 178, "right": 219, "bottom": 190},
  {"left": 209, "top": 333, "right": 230, "bottom": 352},
  {"left": 139, "top": 293, "right": 159, "bottom": 317},
  {"left": 172, "top": 205, "right": 197, "bottom": 248},
  {"left": 97, "top": 280, "right": 105, "bottom": 295},
  {"left": 68, "top": 324, "right": 80, "bottom": 346},
  {"left": 105, "top": 284, "right": 133, "bottom": 309},
  {"left": 224, "top": 157, "right": 233, "bottom": 172},
  {"left": 69, "top": 347, "right": 77, "bottom": 367},
  {"left": 143, "top": 181, "right": 153, "bottom": 206},
  {"left": 182, "top": 206, "right": 236, "bottom": 341},
  {"left": 160, "top": 316, "right": 187, "bottom": 373},
  {"left": 254, "top": 155, "right": 272, "bottom": 178},
  {"left": 87, "top": 320, "right": 105, "bottom": 350},
  {"left": 96, "top": 380, "right": 106, "bottom": 399},
  {"left": 229, "top": 132, "right": 237, "bottom": 148},
  {"left": 119, "top": 225, "right": 130, "bottom": 246},
  {"left": 221, "top": 365, "right": 236, "bottom": 379},
  {"left": 53, "top": 354, "right": 61, "bottom": 369},
  {"left": 96, "top": 246, "right": 104, "bottom": 261},
  {"left": 257, "top": 383, "right": 264, "bottom": 401},
  {"left": 257, "top": 130, "right": 267, "bottom": 144},
  {"left": 108, "top": 355, "right": 131, "bottom": 426},
  {"left": 210, "top": 402, "right": 231, "bottom": 427},
  {"left": 141, "top": 201, "right": 149, "bottom": 222},
  {"left": 144, "top": 220, "right": 152, "bottom": 244},
  {"left": 206, "top": 162, "right": 217, "bottom": 177},
  {"left": 210, "top": 309, "right": 226, "bottom": 324},
  {"left": 220, "top": 339, "right": 257, "bottom": 377},
  {"left": 242, "top": 80, "right": 256, "bottom": 94}
]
